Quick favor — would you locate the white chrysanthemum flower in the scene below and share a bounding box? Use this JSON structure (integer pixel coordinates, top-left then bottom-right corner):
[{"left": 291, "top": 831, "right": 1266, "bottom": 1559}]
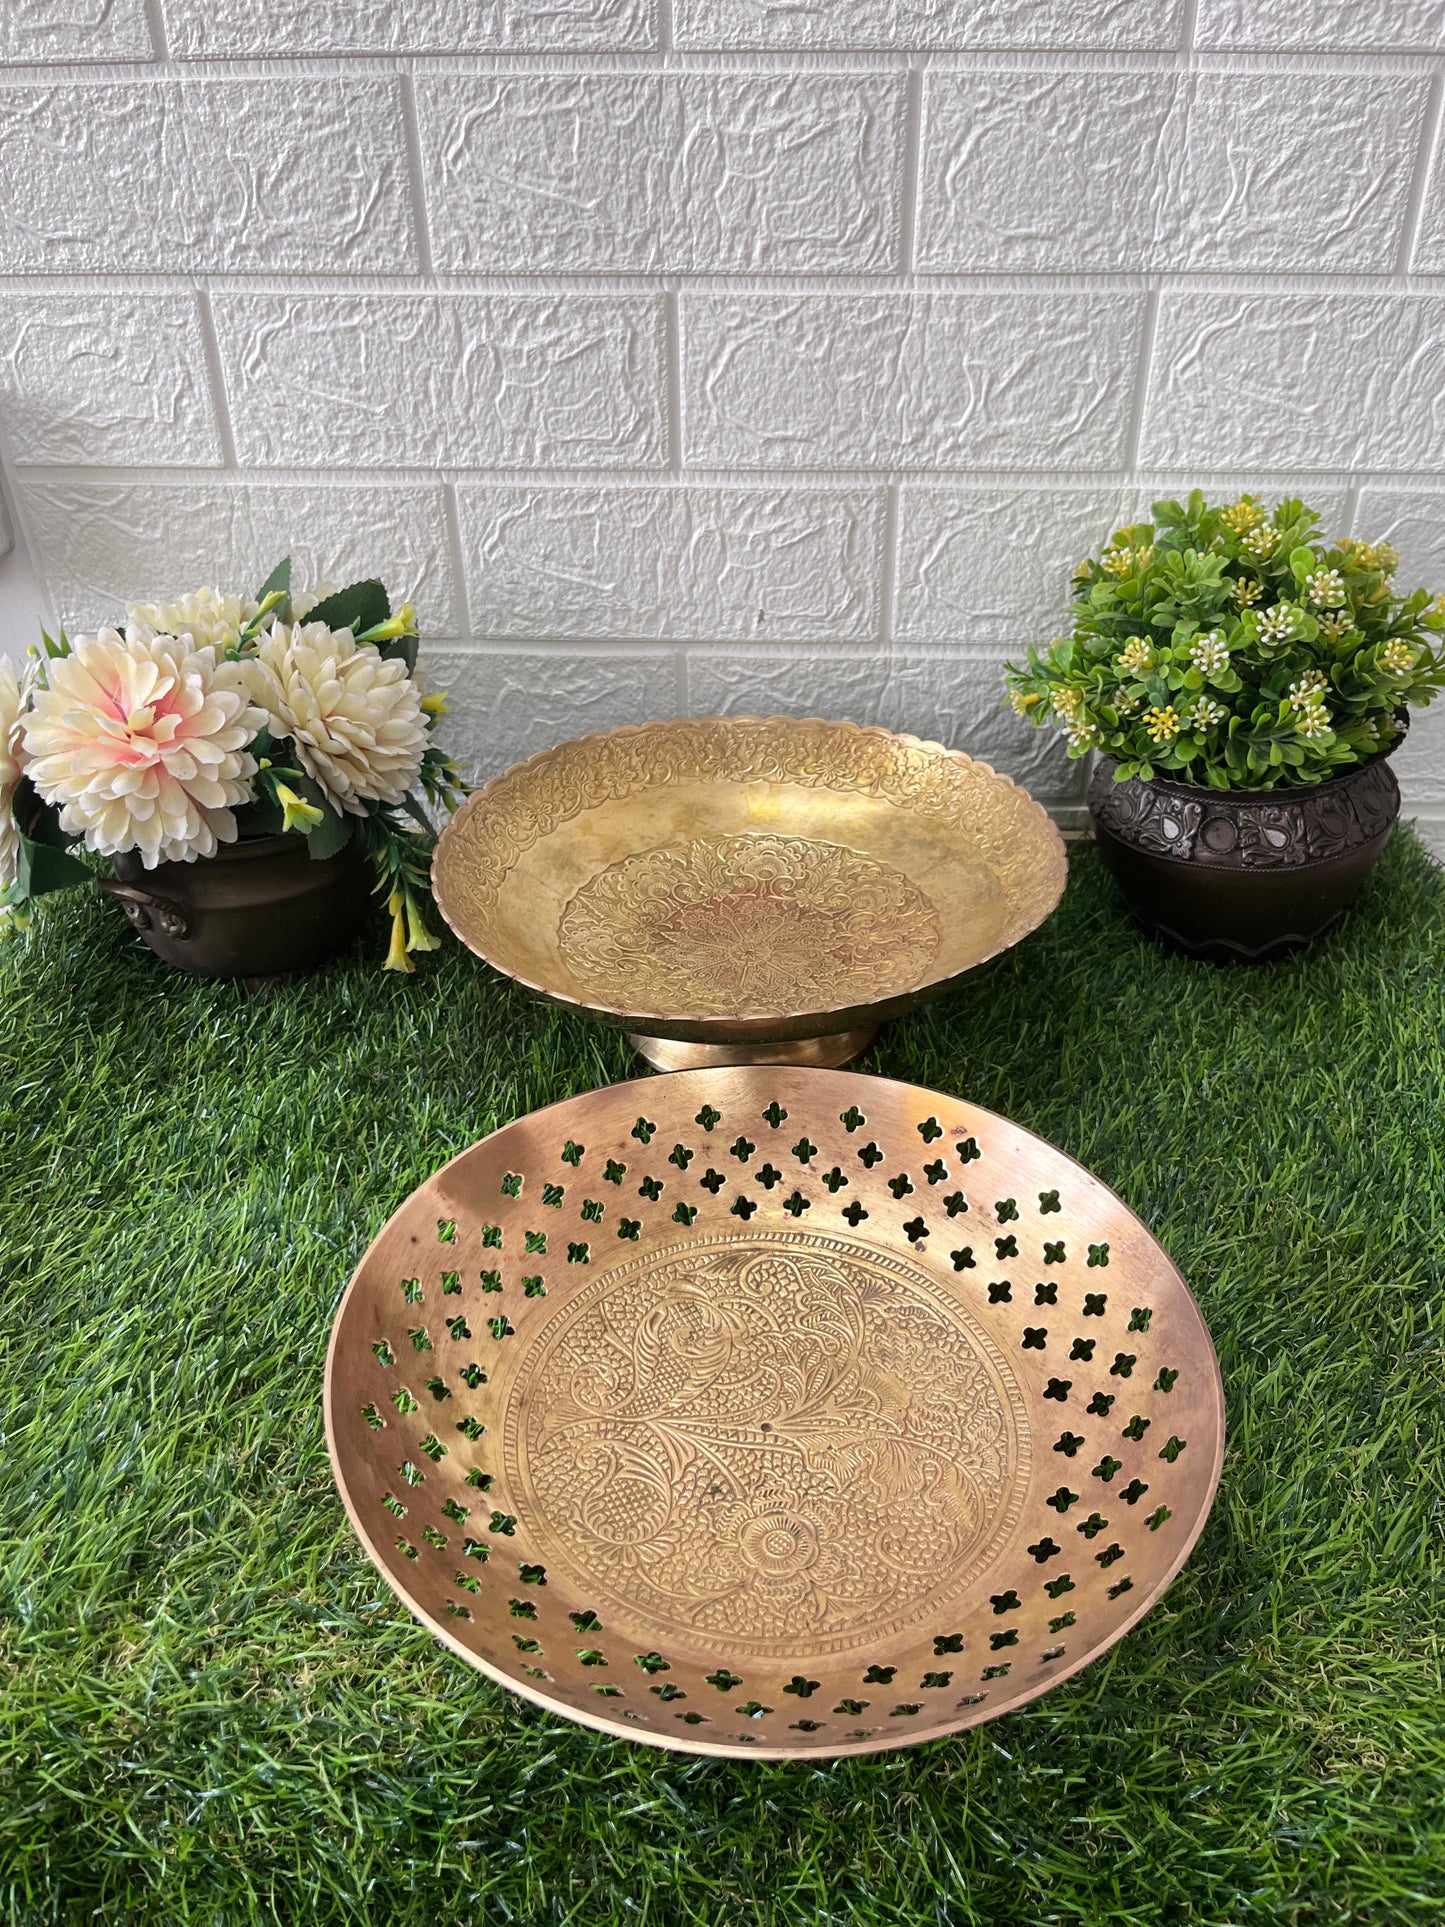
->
[
  {"left": 1379, "top": 639, "right": 1418, "bottom": 676},
  {"left": 1190, "top": 696, "right": 1227, "bottom": 728},
  {"left": 125, "top": 586, "right": 261, "bottom": 654},
  {"left": 243, "top": 621, "right": 426, "bottom": 816},
  {"left": 291, "top": 583, "right": 338, "bottom": 622},
  {"left": 1117, "top": 638, "right": 1154, "bottom": 674},
  {"left": 22, "top": 629, "right": 262, "bottom": 867},
  {"left": 1189, "top": 631, "right": 1229, "bottom": 676},
  {"left": 1305, "top": 568, "right": 1346, "bottom": 609},
  {"left": 0, "top": 655, "right": 35, "bottom": 889}
]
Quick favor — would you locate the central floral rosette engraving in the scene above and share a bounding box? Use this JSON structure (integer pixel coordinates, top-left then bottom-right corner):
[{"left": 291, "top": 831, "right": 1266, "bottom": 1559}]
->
[
  {"left": 509, "top": 1237, "right": 1025, "bottom": 1655},
  {"left": 556, "top": 831, "right": 941, "bottom": 1016}
]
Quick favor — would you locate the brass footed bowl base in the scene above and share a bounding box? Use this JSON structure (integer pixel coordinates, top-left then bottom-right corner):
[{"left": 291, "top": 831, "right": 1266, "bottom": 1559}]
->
[
  {"left": 627, "top": 1027, "right": 877, "bottom": 1072},
  {"left": 326, "top": 1067, "right": 1224, "bottom": 1759}
]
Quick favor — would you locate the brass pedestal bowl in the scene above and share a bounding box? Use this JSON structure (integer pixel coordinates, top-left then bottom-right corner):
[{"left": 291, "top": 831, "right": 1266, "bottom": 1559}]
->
[
  {"left": 325, "top": 1066, "right": 1224, "bottom": 1759},
  {"left": 432, "top": 717, "right": 1067, "bottom": 1070}
]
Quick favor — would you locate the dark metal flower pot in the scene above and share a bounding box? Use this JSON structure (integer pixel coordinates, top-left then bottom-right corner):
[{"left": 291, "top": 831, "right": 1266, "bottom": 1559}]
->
[
  {"left": 1087, "top": 746, "right": 1402, "bottom": 963},
  {"left": 100, "top": 830, "right": 374, "bottom": 978}
]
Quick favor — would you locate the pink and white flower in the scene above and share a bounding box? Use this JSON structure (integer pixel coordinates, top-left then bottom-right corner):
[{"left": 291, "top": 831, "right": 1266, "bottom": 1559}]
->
[{"left": 22, "top": 629, "right": 263, "bottom": 867}]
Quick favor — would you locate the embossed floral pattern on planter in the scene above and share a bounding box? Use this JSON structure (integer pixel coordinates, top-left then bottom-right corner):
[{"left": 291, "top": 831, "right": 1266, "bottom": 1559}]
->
[{"left": 556, "top": 831, "right": 940, "bottom": 1017}]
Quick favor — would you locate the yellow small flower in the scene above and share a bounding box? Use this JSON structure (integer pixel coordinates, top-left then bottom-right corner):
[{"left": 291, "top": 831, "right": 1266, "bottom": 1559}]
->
[
  {"left": 1143, "top": 705, "right": 1180, "bottom": 743},
  {"left": 1222, "top": 499, "right": 1263, "bottom": 535},
  {"left": 1379, "top": 639, "right": 1417, "bottom": 676},
  {"left": 419, "top": 690, "right": 449, "bottom": 720},
  {"left": 1231, "top": 577, "right": 1262, "bottom": 607},
  {"left": 1317, "top": 611, "right": 1353, "bottom": 642},
  {"left": 274, "top": 781, "right": 324, "bottom": 835},
  {"left": 383, "top": 889, "right": 415, "bottom": 973},
  {"left": 361, "top": 604, "right": 420, "bottom": 642},
  {"left": 1051, "top": 686, "right": 1083, "bottom": 720},
  {"left": 405, "top": 896, "right": 442, "bottom": 954},
  {"left": 1117, "top": 638, "right": 1154, "bottom": 674}
]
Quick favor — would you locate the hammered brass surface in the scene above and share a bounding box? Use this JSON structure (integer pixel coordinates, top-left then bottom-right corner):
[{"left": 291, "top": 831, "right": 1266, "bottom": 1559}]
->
[
  {"left": 325, "top": 1068, "right": 1224, "bottom": 1759},
  {"left": 431, "top": 718, "right": 1067, "bottom": 1049}
]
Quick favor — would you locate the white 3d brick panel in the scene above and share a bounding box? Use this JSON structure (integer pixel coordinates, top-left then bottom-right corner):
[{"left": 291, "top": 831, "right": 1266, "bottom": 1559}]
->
[
  {"left": 682, "top": 293, "right": 1148, "bottom": 471},
  {"left": 459, "top": 485, "right": 886, "bottom": 641},
  {"left": 418, "top": 74, "right": 906, "bottom": 276},
  {"left": 0, "top": 294, "right": 220, "bottom": 466},
  {"left": 1141, "top": 295, "right": 1445, "bottom": 472},
  {"left": 161, "top": 0, "right": 656, "bottom": 57},
  {"left": 1194, "top": 1, "right": 1445, "bottom": 51},
  {"left": 0, "top": 81, "right": 414, "bottom": 275},
  {"left": 212, "top": 295, "right": 668, "bottom": 469},
  {"left": 918, "top": 71, "right": 1429, "bottom": 275},
  {"left": 425, "top": 646, "right": 681, "bottom": 781},
  {"left": 673, "top": 0, "right": 1187, "bottom": 51},
  {"left": 0, "top": 0, "right": 152, "bottom": 62},
  {"left": 0, "top": 0, "right": 1442, "bottom": 835},
  {"left": 20, "top": 477, "right": 464, "bottom": 637}
]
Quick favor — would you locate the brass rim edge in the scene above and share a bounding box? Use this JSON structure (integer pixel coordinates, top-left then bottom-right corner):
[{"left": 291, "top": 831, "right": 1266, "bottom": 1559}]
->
[{"left": 431, "top": 716, "right": 1069, "bottom": 1033}]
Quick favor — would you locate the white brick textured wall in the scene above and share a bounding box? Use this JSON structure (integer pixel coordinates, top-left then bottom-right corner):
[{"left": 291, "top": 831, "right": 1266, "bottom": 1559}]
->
[{"left": 1, "top": 3, "right": 1442, "bottom": 849}]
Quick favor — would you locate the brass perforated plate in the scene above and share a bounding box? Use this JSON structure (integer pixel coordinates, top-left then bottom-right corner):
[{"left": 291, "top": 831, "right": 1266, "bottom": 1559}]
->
[
  {"left": 430, "top": 717, "right": 1067, "bottom": 1050},
  {"left": 325, "top": 1069, "right": 1223, "bottom": 1759}
]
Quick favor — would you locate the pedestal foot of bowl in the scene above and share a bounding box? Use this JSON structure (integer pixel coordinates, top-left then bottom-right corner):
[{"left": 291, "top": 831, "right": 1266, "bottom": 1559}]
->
[{"left": 627, "top": 1027, "right": 878, "bottom": 1072}]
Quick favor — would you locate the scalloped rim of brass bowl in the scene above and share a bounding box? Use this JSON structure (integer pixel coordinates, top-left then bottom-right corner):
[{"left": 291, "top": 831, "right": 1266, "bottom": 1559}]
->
[{"left": 432, "top": 716, "right": 1067, "bottom": 1053}]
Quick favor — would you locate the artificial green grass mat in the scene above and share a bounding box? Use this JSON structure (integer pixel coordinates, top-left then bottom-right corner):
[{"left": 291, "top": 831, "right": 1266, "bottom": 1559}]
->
[{"left": 2, "top": 833, "right": 1443, "bottom": 1927}]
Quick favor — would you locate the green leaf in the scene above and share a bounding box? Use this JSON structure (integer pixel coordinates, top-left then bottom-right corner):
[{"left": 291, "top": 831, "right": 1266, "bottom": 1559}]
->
[
  {"left": 12, "top": 779, "right": 77, "bottom": 851},
  {"left": 306, "top": 803, "right": 354, "bottom": 862},
  {"left": 305, "top": 580, "right": 389, "bottom": 638},
  {"left": 254, "top": 556, "right": 292, "bottom": 604},
  {"left": 16, "top": 830, "right": 91, "bottom": 898},
  {"left": 234, "top": 793, "right": 285, "bottom": 837},
  {"left": 376, "top": 633, "right": 419, "bottom": 676}
]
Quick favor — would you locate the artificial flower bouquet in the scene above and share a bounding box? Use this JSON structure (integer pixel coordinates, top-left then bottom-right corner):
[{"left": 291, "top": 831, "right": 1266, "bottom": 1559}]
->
[
  {"left": 0, "top": 561, "right": 469, "bottom": 971},
  {"left": 1005, "top": 493, "right": 1445, "bottom": 788}
]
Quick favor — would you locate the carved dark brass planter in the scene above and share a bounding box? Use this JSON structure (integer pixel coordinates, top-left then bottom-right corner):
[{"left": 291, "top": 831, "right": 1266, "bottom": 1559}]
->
[
  {"left": 1088, "top": 747, "right": 1402, "bottom": 963},
  {"left": 101, "top": 830, "right": 373, "bottom": 978}
]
